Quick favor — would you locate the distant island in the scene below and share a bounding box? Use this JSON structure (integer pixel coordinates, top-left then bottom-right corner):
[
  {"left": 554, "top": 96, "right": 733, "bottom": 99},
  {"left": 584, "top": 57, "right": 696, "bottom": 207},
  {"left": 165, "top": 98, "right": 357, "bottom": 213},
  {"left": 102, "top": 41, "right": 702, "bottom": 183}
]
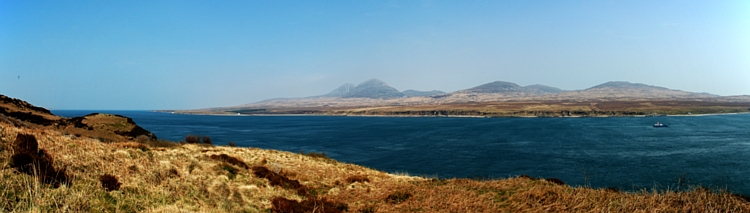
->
[{"left": 167, "top": 79, "right": 750, "bottom": 117}]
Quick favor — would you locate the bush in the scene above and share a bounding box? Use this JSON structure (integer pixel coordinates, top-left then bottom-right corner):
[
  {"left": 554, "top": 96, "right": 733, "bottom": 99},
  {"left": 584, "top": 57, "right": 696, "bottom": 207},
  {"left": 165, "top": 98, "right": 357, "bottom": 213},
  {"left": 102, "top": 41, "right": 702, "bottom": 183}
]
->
[
  {"left": 300, "top": 150, "right": 331, "bottom": 160},
  {"left": 252, "top": 166, "right": 307, "bottom": 195},
  {"left": 185, "top": 135, "right": 200, "bottom": 144},
  {"left": 13, "top": 133, "right": 38, "bottom": 154},
  {"left": 99, "top": 174, "right": 121, "bottom": 191},
  {"left": 346, "top": 175, "right": 370, "bottom": 183},
  {"left": 227, "top": 141, "right": 236, "bottom": 147},
  {"left": 135, "top": 135, "right": 151, "bottom": 143},
  {"left": 209, "top": 154, "right": 249, "bottom": 169},
  {"left": 386, "top": 192, "right": 412, "bottom": 204},
  {"left": 272, "top": 197, "right": 348, "bottom": 213},
  {"left": 545, "top": 178, "right": 566, "bottom": 186},
  {"left": 201, "top": 136, "right": 212, "bottom": 145},
  {"left": 146, "top": 139, "right": 179, "bottom": 148},
  {"left": 10, "top": 133, "right": 71, "bottom": 188}
]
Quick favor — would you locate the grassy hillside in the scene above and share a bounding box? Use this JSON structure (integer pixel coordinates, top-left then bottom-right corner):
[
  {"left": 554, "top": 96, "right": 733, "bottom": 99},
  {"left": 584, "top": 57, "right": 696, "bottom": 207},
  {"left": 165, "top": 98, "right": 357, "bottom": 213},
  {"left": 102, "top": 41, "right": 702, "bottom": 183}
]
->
[{"left": 2, "top": 122, "right": 750, "bottom": 212}]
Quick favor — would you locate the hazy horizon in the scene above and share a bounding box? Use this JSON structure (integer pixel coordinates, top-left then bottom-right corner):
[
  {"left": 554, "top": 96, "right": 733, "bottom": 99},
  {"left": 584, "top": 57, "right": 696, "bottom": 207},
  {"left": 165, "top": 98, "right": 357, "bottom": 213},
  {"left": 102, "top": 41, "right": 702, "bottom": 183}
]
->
[{"left": 2, "top": 1, "right": 749, "bottom": 110}]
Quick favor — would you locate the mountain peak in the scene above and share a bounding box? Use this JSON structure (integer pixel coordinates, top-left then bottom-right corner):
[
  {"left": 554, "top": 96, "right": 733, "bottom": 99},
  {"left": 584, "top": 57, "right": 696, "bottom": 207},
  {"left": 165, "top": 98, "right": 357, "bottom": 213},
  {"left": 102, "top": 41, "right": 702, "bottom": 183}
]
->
[
  {"left": 342, "top": 79, "right": 405, "bottom": 99},
  {"left": 462, "top": 81, "right": 523, "bottom": 93},
  {"left": 587, "top": 81, "right": 667, "bottom": 90},
  {"left": 357, "top": 79, "right": 389, "bottom": 87}
]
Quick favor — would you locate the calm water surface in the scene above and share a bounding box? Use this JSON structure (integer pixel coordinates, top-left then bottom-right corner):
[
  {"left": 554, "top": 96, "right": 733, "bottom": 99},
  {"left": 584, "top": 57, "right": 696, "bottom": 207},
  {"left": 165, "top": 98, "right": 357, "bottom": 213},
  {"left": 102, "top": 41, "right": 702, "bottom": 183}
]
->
[{"left": 53, "top": 110, "right": 750, "bottom": 194}]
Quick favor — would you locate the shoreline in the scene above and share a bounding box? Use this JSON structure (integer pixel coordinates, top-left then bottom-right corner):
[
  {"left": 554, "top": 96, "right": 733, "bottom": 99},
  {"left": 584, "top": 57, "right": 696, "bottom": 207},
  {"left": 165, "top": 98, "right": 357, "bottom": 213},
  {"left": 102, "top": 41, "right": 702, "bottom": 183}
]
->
[{"left": 160, "top": 111, "right": 750, "bottom": 118}]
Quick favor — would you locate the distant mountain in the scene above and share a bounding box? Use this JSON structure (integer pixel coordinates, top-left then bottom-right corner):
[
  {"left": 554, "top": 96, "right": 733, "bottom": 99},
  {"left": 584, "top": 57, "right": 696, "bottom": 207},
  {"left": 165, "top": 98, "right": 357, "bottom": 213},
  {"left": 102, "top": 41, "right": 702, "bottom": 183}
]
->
[
  {"left": 560, "top": 81, "right": 718, "bottom": 99},
  {"left": 460, "top": 81, "right": 525, "bottom": 93},
  {"left": 403, "top": 90, "right": 446, "bottom": 97},
  {"left": 586, "top": 81, "right": 668, "bottom": 90},
  {"left": 341, "top": 79, "right": 405, "bottom": 99},
  {"left": 321, "top": 83, "right": 355, "bottom": 97},
  {"left": 186, "top": 79, "right": 746, "bottom": 114},
  {"left": 524, "top": 84, "right": 564, "bottom": 94},
  {"left": 458, "top": 81, "right": 563, "bottom": 94}
]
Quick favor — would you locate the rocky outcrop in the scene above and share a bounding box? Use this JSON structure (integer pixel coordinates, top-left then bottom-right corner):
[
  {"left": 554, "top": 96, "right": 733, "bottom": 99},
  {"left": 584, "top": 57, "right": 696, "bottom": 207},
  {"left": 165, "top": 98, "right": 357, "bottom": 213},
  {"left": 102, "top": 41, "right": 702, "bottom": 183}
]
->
[
  {"left": 0, "top": 95, "right": 61, "bottom": 126},
  {"left": 1, "top": 94, "right": 157, "bottom": 142}
]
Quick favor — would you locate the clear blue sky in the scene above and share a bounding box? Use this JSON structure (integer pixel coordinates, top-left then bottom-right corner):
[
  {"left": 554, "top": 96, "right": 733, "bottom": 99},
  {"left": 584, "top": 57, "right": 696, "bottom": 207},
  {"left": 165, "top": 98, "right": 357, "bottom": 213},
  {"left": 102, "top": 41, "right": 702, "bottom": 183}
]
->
[{"left": 1, "top": 1, "right": 748, "bottom": 110}]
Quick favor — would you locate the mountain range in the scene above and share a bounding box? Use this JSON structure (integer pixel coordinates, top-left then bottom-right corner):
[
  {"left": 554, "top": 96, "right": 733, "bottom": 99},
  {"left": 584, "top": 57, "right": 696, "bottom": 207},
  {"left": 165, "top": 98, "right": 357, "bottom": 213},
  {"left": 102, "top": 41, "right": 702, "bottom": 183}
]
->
[
  {"left": 319, "top": 79, "right": 446, "bottom": 99},
  {"left": 180, "top": 78, "right": 750, "bottom": 117},
  {"left": 271, "top": 78, "right": 719, "bottom": 101}
]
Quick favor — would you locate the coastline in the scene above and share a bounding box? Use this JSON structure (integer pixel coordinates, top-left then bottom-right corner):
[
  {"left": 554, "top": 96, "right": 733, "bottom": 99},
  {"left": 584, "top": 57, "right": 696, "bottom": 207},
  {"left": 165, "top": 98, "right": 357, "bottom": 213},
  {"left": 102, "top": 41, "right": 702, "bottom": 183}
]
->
[{"left": 160, "top": 111, "right": 750, "bottom": 118}]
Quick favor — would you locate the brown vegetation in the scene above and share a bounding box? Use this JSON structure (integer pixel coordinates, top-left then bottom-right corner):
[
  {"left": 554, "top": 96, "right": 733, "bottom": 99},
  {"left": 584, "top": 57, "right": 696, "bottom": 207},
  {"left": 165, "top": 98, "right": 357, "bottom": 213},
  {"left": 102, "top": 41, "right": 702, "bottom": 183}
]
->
[
  {"left": 252, "top": 166, "right": 308, "bottom": 196},
  {"left": 99, "top": 174, "right": 121, "bottom": 191},
  {"left": 271, "top": 197, "right": 348, "bottom": 213},
  {"left": 346, "top": 174, "right": 370, "bottom": 184},
  {"left": 209, "top": 153, "right": 249, "bottom": 169},
  {"left": 9, "top": 133, "right": 70, "bottom": 188}
]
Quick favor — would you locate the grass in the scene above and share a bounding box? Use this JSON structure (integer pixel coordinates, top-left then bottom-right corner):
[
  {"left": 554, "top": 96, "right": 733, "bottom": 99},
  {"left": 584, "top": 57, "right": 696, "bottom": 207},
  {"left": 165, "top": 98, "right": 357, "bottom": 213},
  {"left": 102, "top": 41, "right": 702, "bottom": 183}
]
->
[{"left": 1, "top": 122, "right": 750, "bottom": 212}]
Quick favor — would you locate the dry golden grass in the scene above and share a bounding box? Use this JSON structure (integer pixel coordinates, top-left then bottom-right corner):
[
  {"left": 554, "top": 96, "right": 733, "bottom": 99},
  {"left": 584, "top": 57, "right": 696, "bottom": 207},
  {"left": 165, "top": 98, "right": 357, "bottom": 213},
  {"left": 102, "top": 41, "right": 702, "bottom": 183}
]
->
[{"left": 2, "top": 122, "right": 750, "bottom": 212}]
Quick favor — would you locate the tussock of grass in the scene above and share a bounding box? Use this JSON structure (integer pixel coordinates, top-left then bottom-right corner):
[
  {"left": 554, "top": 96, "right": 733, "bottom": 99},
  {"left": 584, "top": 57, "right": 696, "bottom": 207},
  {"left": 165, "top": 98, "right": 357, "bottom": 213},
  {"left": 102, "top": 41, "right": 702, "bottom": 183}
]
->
[
  {"left": 9, "top": 133, "right": 70, "bottom": 188},
  {"left": 1, "top": 122, "right": 750, "bottom": 212},
  {"left": 252, "top": 166, "right": 307, "bottom": 196},
  {"left": 271, "top": 196, "right": 348, "bottom": 213},
  {"left": 99, "top": 174, "right": 121, "bottom": 191},
  {"left": 209, "top": 154, "right": 249, "bottom": 169},
  {"left": 346, "top": 174, "right": 370, "bottom": 184}
]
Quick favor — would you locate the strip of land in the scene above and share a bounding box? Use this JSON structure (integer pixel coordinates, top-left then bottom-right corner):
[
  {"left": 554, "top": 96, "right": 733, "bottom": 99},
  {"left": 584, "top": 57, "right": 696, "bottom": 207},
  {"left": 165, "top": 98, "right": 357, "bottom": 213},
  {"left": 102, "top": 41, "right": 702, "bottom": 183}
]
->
[{"left": 172, "top": 100, "right": 750, "bottom": 118}]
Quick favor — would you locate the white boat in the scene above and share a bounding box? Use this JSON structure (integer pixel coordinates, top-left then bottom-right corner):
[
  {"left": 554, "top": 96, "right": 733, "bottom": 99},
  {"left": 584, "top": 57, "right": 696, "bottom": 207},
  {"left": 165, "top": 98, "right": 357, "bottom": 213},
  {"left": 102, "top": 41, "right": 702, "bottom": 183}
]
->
[{"left": 653, "top": 122, "right": 669, "bottom": 128}]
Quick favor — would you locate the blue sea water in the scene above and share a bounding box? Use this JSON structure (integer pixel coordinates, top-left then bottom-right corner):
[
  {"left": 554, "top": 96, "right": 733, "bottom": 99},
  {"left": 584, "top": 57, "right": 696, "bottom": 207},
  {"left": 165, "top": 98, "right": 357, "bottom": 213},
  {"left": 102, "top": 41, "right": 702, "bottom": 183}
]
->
[{"left": 53, "top": 110, "right": 750, "bottom": 194}]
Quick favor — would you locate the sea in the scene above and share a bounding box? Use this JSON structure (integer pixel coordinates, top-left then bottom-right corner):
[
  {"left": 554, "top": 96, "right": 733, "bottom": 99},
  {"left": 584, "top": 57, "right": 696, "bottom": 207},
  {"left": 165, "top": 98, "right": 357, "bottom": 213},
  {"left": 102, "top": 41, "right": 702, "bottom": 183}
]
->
[{"left": 52, "top": 110, "right": 750, "bottom": 195}]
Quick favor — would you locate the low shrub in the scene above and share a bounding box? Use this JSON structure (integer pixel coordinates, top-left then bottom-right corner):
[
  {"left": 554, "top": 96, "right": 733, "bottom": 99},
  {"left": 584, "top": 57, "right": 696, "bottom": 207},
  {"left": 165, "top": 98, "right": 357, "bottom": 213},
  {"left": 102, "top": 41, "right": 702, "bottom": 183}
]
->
[
  {"left": 346, "top": 175, "right": 370, "bottom": 183},
  {"left": 135, "top": 135, "right": 151, "bottom": 143},
  {"left": 227, "top": 141, "right": 236, "bottom": 147},
  {"left": 146, "top": 139, "right": 179, "bottom": 148},
  {"left": 10, "top": 133, "right": 70, "bottom": 188},
  {"left": 13, "top": 133, "right": 38, "bottom": 154},
  {"left": 220, "top": 164, "right": 240, "bottom": 180},
  {"left": 545, "top": 178, "right": 566, "bottom": 186},
  {"left": 185, "top": 135, "right": 200, "bottom": 144},
  {"left": 301, "top": 150, "right": 331, "bottom": 160},
  {"left": 99, "top": 174, "right": 121, "bottom": 191},
  {"left": 201, "top": 136, "right": 212, "bottom": 144},
  {"left": 252, "top": 166, "right": 307, "bottom": 195},
  {"left": 271, "top": 197, "right": 348, "bottom": 213},
  {"left": 386, "top": 191, "right": 412, "bottom": 204},
  {"left": 209, "top": 154, "right": 249, "bottom": 169}
]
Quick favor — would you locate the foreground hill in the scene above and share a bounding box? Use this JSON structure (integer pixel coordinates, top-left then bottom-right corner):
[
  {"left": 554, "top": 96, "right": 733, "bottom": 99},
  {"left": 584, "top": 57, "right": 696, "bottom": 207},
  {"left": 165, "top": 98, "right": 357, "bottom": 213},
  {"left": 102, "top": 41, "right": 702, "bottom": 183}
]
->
[
  {"left": 1, "top": 95, "right": 156, "bottom": 142},
  {"left": 3, "top": 95, "right": 750, "bottom": 212}
]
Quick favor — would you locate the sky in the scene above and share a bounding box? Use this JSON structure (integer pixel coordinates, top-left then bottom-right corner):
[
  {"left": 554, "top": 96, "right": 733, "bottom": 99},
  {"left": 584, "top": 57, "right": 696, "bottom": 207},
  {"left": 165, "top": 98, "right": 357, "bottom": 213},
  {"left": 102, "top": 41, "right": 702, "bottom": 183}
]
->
[{"left": 1, "top": 1, "right": 749, "bottom": 110}]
